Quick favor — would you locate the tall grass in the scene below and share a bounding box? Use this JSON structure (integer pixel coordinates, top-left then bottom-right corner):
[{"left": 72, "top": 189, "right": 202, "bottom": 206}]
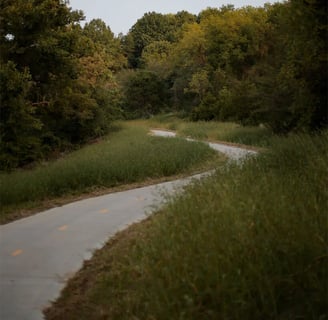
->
[
  {"left": 177, "top": 121, "right": 274, "bottom": 147},
  {"left": 129, "top": 116, "right": 274, "bottom": 147},
  {"left": 46, "top": 131, "right": 328, "bottom": 320},
  {"left": 0, "top": 126, "right": 216, "bottom": 218}
]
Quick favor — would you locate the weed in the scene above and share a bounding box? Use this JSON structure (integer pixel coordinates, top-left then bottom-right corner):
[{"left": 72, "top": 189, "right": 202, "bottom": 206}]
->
[
  {"left": 129, "top": 116, "right": 274, "bottom": 147},
  {"left": 0, "top": 126, "right": 217, "bottom": 221},
  {"left": 45, "top": 131, "right": 328, "bottom": 320}
]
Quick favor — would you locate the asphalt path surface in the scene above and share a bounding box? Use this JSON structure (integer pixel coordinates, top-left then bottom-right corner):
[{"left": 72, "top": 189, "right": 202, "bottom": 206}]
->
[
  {"left": 0, "top": 130, "right": 256, "bottom": 320},
  {"left": 150, "top": 129, "right": 257, "bottom": 161}
]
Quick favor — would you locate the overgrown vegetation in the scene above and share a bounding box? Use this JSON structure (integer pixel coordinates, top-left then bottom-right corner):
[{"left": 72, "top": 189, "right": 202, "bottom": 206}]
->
[
  {"left": 0, "top": 2, "right": 125, "bottom": 170},
  {"left": 1, "top": 1, "right": 326, "bottom": 169},
  {"left": 45, "top": 131, "right": 328, "bottom": 320},
  {"left": 1, "top": 1, "right": 326, "bottom": 317},
  {"left": 130, "top": 115, "right": 274, "bottom": 147},
  {"left": 121, "top": 1, "right": 327, "bottom": 134},
  {"left": 0, "top": 126, "right": 218, "bottom": 223}
]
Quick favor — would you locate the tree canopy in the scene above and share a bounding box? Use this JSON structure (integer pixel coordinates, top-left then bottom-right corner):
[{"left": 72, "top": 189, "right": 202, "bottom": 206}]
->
[
  {"left": 0, "top": 0, "right": 125, "bottom": 169},
  {"left": 121, "top": 1, "right": 327, "bottom": 132},
  {"left": 1, "top": 0, "right": 327, "bottom": 170}
]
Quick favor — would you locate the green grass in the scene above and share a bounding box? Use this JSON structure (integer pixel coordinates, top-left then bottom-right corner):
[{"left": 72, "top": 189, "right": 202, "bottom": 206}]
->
[
  {"left": 0, "top": 125, "right": 218, "bottom": 223},
  {"left": 177, "top": 121, "right": 273, "bottom": 147},
  {"left": 45, "top": 131, "right": 328, "bottom": 320},
  {"left": 129, "top": 115, "right": 274, "bottom": 147}
]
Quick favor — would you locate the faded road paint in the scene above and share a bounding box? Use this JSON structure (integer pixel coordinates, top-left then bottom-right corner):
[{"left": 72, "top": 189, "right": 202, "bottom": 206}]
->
[
  {"left": 11, "top": 249, "right": 23, "bottom": 257},
  {"left": 99, "top": 209, "right": 109, "bottom": 214},
  {"left": 0, "top": 132, "right": 257, "bottom": 320}
]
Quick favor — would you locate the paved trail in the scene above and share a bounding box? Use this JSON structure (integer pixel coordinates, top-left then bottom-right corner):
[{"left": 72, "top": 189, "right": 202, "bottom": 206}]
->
[
  {"left": 150, "top": 129, "right": 257, "bottom": 161},
  {"left": 0, "top": 130, "right": 256, "bottom": 320}
]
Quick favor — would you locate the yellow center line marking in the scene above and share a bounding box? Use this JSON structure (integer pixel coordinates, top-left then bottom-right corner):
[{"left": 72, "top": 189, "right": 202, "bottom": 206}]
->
[
  {"left": 58, "top": 225, "right": 68, "bottom": 231},
  {"left": 99, "top": 209, "right": 109, "bottom": 214},
  {"left": 11, "top": 249, "right": 23, "bottom": 257}
]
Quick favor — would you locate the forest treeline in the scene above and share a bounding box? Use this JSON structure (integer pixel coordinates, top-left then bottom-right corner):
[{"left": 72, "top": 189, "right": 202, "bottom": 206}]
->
[{"left": 0, "top": 0, "right": 327, "bottom": 170}]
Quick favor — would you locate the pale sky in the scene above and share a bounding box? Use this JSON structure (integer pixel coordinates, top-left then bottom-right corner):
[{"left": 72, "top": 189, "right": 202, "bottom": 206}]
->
[{"left": 69, "top": 0, "right": 277, "bottom": 35}]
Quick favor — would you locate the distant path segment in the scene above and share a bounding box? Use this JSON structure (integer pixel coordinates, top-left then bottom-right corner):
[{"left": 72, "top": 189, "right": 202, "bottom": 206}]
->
[
  {"left": 150, "top": 129, "right": 257, "bottom": 161},
  {"left": 0, "top": 130, "right": 256, "bottom": 320}
]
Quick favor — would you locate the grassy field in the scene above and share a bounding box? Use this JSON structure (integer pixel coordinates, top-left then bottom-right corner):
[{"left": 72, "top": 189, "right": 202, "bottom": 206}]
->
[
  {"left": 129, "top": 113, "right": 274, "bottom": 147},
  {"left": 45, "top": 131, "right": 328, "bottom": 319},
  {"left": 0, "top": 125, "right": 220, "bottom": 223}
]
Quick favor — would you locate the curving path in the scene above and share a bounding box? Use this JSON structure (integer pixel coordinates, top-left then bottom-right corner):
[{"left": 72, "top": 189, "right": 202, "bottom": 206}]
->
[
  {"left": 150, "top": 129, "right": 257, "bottom": 161},
  {"left": 0, "top": 130, "right": 256, "bottom": 320}
]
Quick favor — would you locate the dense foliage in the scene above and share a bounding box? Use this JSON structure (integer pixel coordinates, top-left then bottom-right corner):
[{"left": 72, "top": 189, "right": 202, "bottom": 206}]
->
[
  {"left": 0, "top": 0, "right": 125, "bottom": 169},
  {"left": 121, "top": 1, "right": 327, "bottom": 133},
  {"left": 1, "top": 0, "right": 327, "bottom": 169}
]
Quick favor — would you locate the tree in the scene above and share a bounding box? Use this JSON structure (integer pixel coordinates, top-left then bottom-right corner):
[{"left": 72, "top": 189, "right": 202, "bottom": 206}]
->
[
  {"left": 123, "top": 71, "right": 169, "bottom": 118},
  {"left": 185, "top": 70, "right": 211, "bottom": 103},
  {"left": 0, "top": 0, "right": 83, "bottom": 84},
  {"left": 82, "top": 19, "right": 126, "bottom": 71},
  {"left": 141, "top": 41, "right": 173, "bottom": 77},
  {"left": 0, "top": 2, "right": 125, "bottom": 169},
  {"left": 123, "top": 11, "right": 196, "bottom": 67},
  {"left": 0, "top": 62, "right": 42, "bottom": 169},
  {"left": 251, "top": 0, "right": 328, "bottom": 132},
  {"left": 0, "top": 0, "right": 85, "bottom": 168}
]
